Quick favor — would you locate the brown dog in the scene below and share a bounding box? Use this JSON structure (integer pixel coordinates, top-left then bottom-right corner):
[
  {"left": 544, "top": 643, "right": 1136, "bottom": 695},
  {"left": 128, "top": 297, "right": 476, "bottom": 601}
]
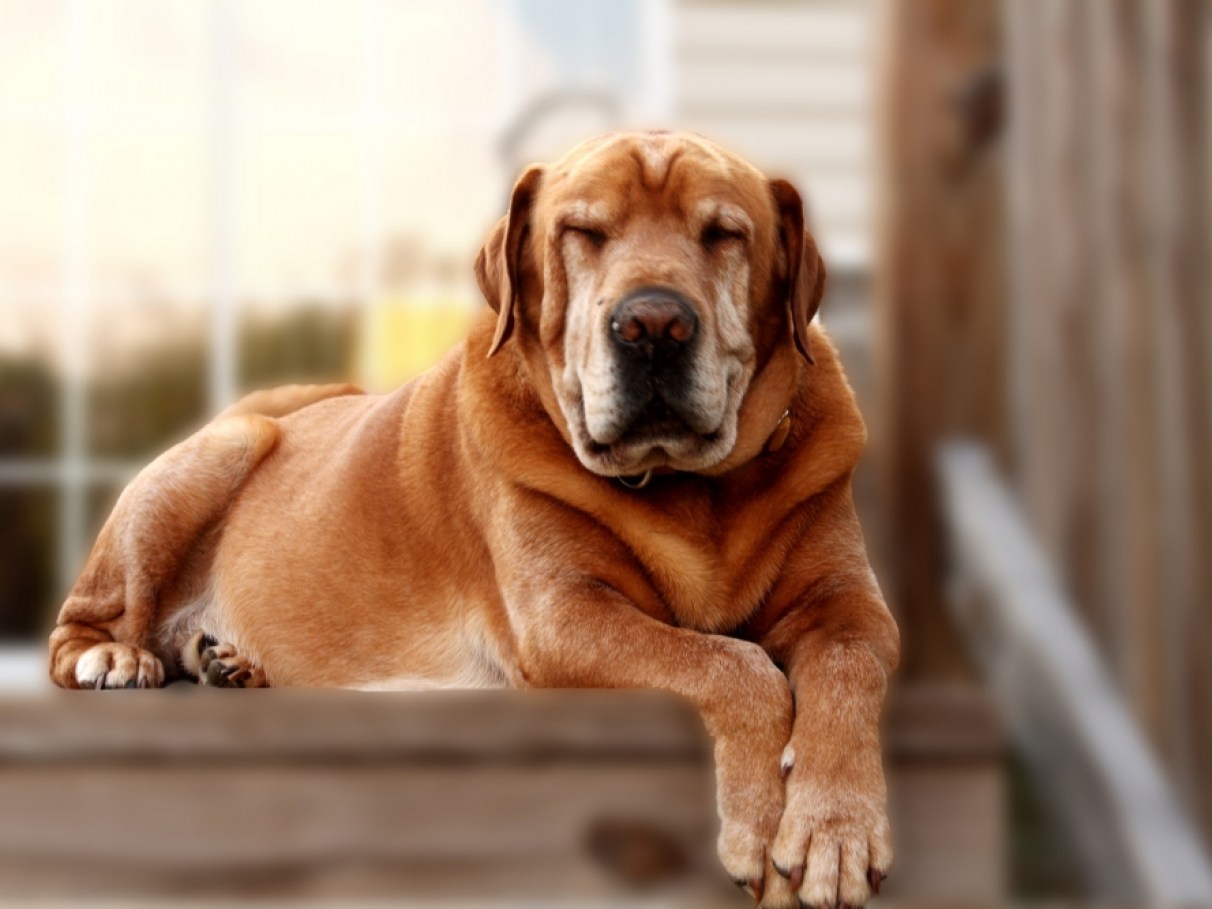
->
[{"left": 49, "top": 131, "right": 898, "bottom": 909}]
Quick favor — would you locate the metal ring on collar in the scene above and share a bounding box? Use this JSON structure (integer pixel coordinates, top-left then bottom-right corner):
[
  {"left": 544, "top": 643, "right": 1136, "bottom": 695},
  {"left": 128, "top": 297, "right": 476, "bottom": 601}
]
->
[{"left": 617, "top": 470, "right": 654, "bottom": 490}]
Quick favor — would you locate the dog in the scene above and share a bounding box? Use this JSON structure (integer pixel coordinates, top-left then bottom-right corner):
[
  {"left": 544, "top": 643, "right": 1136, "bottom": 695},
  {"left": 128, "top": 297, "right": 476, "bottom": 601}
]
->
[{"left": 49, "top": 130, "right": 899, "bottom": 909}]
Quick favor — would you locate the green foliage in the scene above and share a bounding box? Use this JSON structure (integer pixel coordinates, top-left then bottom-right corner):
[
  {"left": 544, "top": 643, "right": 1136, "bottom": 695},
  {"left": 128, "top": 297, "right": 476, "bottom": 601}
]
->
[
  {"left": 0, "top": 356, "right": 59, "bottom": 459},
  {"left": 0, "top": 356, "right": 59, "bottom": 637},
  {"left": 0, "top": 486, "right": 56, "bottom": 638},
  {"left": 87, "top": 337, "right": 209, "bottom": 461},
  {"left": 239, "top": 304, "right": 358, "bottom": 392}
]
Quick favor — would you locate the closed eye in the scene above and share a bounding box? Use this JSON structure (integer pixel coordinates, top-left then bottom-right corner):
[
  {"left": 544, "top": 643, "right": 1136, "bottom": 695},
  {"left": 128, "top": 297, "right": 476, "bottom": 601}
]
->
[
  {"left": 701, "top": 223, "right": 746, "bottom": 248},
  {"left": 566, "top": 225, "right": 608, "bottom": 249}
]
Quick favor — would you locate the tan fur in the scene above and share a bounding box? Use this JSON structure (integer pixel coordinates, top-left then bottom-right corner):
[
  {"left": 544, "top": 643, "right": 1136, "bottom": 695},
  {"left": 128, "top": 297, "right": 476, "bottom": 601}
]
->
[{"left": 49, "top": 132, "right": 898, "bottom": 909}]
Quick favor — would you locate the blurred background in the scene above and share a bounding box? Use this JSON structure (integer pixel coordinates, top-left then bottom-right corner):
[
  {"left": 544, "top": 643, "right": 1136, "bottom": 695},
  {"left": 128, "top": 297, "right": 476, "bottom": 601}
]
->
[{"left": 1, "top": 0, "right": 1210, "bottom": 905}]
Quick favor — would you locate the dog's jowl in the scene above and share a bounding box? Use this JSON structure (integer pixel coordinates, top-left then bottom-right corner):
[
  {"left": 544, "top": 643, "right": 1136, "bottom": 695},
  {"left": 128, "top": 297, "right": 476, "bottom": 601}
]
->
[{"left": 49, "top": 131, "right": 899, "bottom": 909}]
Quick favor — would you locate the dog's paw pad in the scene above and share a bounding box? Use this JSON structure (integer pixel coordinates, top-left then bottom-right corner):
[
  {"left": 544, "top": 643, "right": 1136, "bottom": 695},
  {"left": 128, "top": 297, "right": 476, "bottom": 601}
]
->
[
  {"left": 179, "top": 630, "right": 220, "bottom": 679},
  {"left": 200, "top": 644, "right": 265, "bottom": 689}
]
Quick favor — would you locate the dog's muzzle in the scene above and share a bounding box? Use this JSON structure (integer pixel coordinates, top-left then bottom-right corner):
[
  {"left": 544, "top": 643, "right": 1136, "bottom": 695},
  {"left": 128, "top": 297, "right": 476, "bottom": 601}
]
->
[{"left": 597, "top": 287, "right": 718, "bottom": 444}]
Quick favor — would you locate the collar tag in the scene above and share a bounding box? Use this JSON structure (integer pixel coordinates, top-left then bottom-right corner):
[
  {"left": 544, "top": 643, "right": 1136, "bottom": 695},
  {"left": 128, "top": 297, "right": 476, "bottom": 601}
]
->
[
  {"left": 617, "top": 469, "right": 654, "bottom": 490},
  {"left": 766, "top": 410, "right": 792, "bottom": 454},
  {"left": 615, "top": 412, "right": 791, "bottom": 490}
]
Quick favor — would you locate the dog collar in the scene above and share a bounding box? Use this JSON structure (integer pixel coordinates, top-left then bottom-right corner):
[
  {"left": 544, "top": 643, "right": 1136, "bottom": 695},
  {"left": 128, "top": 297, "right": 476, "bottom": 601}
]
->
[{"left": 616, "top": 410, "right": 791, "bottom": 490}]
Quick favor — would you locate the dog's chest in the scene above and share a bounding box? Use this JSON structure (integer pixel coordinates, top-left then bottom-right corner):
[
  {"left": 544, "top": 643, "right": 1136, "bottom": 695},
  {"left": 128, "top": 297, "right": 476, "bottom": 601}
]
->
[{"left": 627, "top": 508, "right": 786, "bottom": 633}]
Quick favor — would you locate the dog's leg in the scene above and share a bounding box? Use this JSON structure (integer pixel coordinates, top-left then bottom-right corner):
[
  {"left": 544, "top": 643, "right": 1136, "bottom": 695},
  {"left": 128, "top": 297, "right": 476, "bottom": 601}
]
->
[
  {"left": 179, "top": 631, "right": 267, "bottom": 688},
  {"left": 757, "top": 489, "right": 900, "bottom": 909},
  {"left": 512, "top": 591, "right": 791, "bottom": 900},
  {"left": 497, "top": 511, "right": 793, "bottom": 905},
  {"left": 49, "top": 414, "right": 281, "bottom": 689}
]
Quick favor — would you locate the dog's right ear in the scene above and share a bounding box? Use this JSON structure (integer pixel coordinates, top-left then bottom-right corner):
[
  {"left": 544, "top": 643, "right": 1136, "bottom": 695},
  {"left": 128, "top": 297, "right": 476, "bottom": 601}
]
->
[{"left": 475, "top": 165, "right": 544, "bottom": 357}]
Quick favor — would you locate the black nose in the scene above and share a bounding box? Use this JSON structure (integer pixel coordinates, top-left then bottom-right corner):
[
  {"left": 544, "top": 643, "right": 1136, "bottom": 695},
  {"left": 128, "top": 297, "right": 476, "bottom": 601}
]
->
[{"left": 610, "top": 289, "right": 698, "bottom": 354}]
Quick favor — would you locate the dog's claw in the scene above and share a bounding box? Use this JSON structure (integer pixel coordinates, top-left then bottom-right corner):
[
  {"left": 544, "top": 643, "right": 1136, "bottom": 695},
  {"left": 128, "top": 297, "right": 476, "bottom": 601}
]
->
[
  {"left": 790, "top": 862, "right": 805, "bottom": 891},
  {"left": 748, "top": 876, "right": 763, "bottom": 904},
  {"left": 868, "top": 868, "right": 885, "bottom": 897}
]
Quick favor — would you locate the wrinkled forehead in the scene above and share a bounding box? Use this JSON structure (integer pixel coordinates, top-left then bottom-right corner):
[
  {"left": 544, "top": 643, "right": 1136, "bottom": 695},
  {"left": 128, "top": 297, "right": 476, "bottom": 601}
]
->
[{"left": 541, "top": 132, "right": 772, "bottom": 224}]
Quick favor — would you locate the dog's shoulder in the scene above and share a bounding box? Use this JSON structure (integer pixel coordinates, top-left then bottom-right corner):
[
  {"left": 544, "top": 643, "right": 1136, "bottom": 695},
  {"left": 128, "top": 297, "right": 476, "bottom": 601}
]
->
[{"left": 778, "top": 322, "right": 867, "bottom": 502}]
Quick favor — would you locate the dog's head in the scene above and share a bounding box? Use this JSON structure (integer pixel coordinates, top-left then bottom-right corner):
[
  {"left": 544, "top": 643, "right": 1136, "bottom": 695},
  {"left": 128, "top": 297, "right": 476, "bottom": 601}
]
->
[{"left": 475, "top": 130, "right": 825, "bottom": 477}]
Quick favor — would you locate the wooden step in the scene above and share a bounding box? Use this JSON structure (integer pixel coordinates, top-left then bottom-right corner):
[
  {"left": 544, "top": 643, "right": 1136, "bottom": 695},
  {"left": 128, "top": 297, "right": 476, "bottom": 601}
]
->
[{"left": 0, "top": 684, "right": 1003, "bottom": 904}]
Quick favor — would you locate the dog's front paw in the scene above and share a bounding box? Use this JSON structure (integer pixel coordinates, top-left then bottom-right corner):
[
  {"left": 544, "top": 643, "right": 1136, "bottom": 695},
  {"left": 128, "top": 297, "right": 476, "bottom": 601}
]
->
[
  {"left": 717, "top": 782, "right": 780, "bottom": 904},
  {"left": 182, "top": 631, "right": 267, "bottom": 688},
  {"left": 709, "top": 645, "right": 795, "bottom": 905},
  {"left": 75, "top": 642, "right": 164, "bottom": 689},
  {"left": 768, "top": 749, "right": 891, "bottom": 909}
]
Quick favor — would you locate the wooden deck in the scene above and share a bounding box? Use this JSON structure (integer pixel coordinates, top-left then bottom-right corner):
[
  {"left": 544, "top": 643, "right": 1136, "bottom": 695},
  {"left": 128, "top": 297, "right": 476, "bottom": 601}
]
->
[{"left": 0, "top": 685, "right": 1002, "bottom": 905}]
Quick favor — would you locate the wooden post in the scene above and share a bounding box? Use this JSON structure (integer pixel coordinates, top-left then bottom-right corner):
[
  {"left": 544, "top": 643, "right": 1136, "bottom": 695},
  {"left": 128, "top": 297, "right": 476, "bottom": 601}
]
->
[
  {"left": 1140, "top": 0, "right": 1212, "bottom": 833},
  {"left": 875, "top": 0, "right": 1006, "bottom": 678},
  {"left": 1083, "top": 0, "right": 1159, "bottom": 746},
  {"left": 1001, "top": 0, "right": 1212, "bottom": 846}
]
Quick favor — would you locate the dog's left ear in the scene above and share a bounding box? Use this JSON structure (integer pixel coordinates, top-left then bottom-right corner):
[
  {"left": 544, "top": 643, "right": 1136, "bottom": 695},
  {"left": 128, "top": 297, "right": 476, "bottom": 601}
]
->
[
  {"left": 769, "top": 178, "right": 826, "bottom": 364},
  {"left": 476, "top": 165, "right": 544, "bottom": 357}
]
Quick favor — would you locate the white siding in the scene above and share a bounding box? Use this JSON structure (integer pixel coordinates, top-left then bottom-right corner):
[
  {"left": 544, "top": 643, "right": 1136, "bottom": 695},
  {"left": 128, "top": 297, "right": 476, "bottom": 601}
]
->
[{"left": 672, "top": 0, "right": 875, "bottom": 266}]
